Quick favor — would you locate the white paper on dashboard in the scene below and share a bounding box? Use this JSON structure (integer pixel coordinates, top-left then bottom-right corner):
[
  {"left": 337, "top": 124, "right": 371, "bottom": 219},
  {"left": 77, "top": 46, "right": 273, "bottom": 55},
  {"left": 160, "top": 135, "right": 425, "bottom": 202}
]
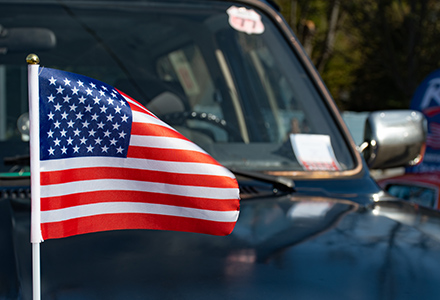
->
[{"left": 289, "top": 134, "right": 341, "bottom": 171}]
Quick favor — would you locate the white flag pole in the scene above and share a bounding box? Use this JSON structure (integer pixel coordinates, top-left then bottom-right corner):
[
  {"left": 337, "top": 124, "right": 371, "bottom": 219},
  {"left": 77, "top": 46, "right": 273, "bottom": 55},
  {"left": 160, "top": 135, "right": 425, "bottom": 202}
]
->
[{"left": 27, "top": 53, "right": 43, "bottom": 300}]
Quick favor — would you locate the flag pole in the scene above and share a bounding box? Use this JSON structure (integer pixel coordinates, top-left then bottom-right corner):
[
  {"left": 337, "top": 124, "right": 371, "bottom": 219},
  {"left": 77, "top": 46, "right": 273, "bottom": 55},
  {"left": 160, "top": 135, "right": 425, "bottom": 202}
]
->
[{"left": 27, "top": 53, "right": 42, "bottom": 300}]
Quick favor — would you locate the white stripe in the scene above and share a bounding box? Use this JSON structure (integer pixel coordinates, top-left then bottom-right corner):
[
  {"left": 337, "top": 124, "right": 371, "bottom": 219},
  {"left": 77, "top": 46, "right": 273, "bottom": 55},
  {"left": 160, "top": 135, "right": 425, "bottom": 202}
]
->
[
  {"left": 40, "top": 157, "right": 235, "bottom": 178},
  {"left": 41, "top": 202, "right": 240, "bottom": 223},
  {"left": 130, "top": 105, "right": 206, "bottom": 148},
  {"left": 126, "top": 97, "right": 198, "bottom": 142},
  {"left": 131, "top": 108, "right": 208, "bottom": 154},
  {"left": 40, "top": 179, "right": 239, "bottom": 199},
  {"left": 125, "top": 96, "right": 153, "bottom": 115},
  {"left": 132, "top": 110, "right": 177, "bottom": 132},
  {"left": 130, "top": 135, "right": 207, "bottom": 154}
]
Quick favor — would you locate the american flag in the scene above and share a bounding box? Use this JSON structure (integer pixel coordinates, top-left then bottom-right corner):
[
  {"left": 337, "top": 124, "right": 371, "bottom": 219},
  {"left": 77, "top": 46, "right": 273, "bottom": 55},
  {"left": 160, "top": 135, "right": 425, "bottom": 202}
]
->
[
  {"left": 36, "top": 67, "right": 240, "bottom": 240},
  {"left": 426, "top": 122, "right": 440, "bottom": 149}
]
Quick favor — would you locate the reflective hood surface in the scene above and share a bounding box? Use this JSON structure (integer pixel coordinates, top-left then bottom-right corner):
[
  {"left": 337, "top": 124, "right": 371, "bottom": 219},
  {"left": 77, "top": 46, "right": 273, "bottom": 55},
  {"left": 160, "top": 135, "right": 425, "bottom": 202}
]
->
[{"left": 4, "top": 194, "right": 440, "bottom": 299}]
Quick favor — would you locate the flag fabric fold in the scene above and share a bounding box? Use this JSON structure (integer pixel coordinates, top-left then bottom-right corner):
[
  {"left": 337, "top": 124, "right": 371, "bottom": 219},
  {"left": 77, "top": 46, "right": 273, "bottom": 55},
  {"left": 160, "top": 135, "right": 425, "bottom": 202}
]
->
[{"left": 32, "top": 67, "right": 240, "bottom": 240}]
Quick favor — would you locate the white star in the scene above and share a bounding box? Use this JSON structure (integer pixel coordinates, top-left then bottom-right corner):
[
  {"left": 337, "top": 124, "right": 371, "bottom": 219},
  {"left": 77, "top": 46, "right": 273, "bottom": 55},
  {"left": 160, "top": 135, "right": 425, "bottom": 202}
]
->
[
  {"left": 47, "top": 112, "right": 55, "bottom": 120},
  {"left": 54, "top": 120, "right": 61, "bottom": 128},
  {"left": 73, "top": 145, "right": 80, "bottom": 153},
  {"left": 119, "top": 100, "right": 126, "bottom": 106},
  {"left": 71, "top": 86, "right": 79, "bottom": 95},
  {"left": 85, "top": 105, "right": 93, "bottom": 112},
  {"left": 73, "top": 128, "right": 81, "bottom": 136},
  {"left": 100, "top": 105, "right": 108, "bottom": 113},
  {"left": 119, "top": 131, "right": 126, "bottom": 138},
  {"left": 61, "top": 111, "right": 69, "bottom": 119},
  {"left": 107, "top": 98, "right": 114, "bottom": 105},
  {"left": 93, "top": 97, "right": 101, "bottom": 104},
  {"left": 121, "top": 114, "right": 129, "bottom": 122},
  {"left": 88, "top": 129, "right": 96, "bottom": 136},
  {"left": 101, "top": 86, "right": 107, "bottom": 91},
  {"left": 67, "top": 120, "right": 75, "bottom": 128},
  {"left": 67, "top": 137, "right": 74, "bottom": 145},
  {"left": 47, "top": 94, "right": 55, "bottom": 102},
  {"left": 76, "top": 112, "right": 84, "bottom": 120},
  {"left": 69, "top": 104, "right": 77, "bottom": 111},
  {"left": 104, "top": 130, "right": 111, "bottom": 138},
  {"left": 106, "top": 114, "right": 114, "bottom": 122},
  {"left": 61, "top": 146, "right": 67, "bottom": 154},
  {"left": 48, "top": 77, "right": 57, "bottom": 85},
  {"left": 47, "top": 130, "right": 54, "bottom": 138},
  {"left": 90, "top": 82, "right": 96, "bottom": 89},
  {"left": 80, "top": 137, "right": 87, "bottom": 144},
  {"left": 114, "top": 106, "right": 122, "bottom": 114},
  {"left": 63, "top": 95, "right": 71, "bottom": 103},
  {"left": 56, "top": 85, "right": 64, "bottom": 94},
  {"left": 91, "top": 113, "right": 99, "bottom": 121},
  {"left": 60, "top": 129, "right": 67, "bottom": 137},
  {"left": 77, "top": 80, "right": 84, "bottom": 87},
  {"left": 85, "top": 88, "right": 93, "bottom": 95},
  {"left": 82, "top": 120, "right": 90, "bottom": 128},
  {"left": 101, "top": 145, "right": 109, "bottom": 153},
  {"left": 78, "top": 96, "right": 87, "bottom": 104},
  {"left": 116, "top": 146, "right": 124, "bottom": 154},
  {"left": 113, "top": 123, "right": 120, "bottom": 130},
  {"left": 109, "top": 138, "right": 117, "bottom": 145},
  {"left": 94, "top": 137, "right": 102, "bottom": 144},
  {"left": 63, "top": 78, "right": 71, "bottom": 86},
  {"left": 99, "top": 90, "right": 105, "bottom": 96},
  {"left": 54, "top": 103, "right": 62, "bottom": 111},
  {"left": 97, "top": 122, "right": 105, "bottom": 129},
  {"left": 86, "top": 144, "right": 94, "bottom": 152},
  {"left": 54, "top": 138, "right": 61, "bottom": 146},
  {"left": 48, "top": 147, "right": 55, "bottom": 155}
]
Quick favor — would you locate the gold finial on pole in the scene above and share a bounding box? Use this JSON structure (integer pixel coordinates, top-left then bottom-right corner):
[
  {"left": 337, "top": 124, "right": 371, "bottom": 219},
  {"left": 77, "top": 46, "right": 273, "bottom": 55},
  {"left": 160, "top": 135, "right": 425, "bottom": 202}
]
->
[{"left": 26, "top": 53, "right": 40, "bottom": 65}]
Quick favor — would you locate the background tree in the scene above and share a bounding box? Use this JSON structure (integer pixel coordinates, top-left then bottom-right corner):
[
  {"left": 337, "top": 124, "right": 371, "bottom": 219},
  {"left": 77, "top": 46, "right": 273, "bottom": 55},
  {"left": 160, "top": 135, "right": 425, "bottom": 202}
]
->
[{"left": 275, "top": 0, "right": 440, "bottom": 111}]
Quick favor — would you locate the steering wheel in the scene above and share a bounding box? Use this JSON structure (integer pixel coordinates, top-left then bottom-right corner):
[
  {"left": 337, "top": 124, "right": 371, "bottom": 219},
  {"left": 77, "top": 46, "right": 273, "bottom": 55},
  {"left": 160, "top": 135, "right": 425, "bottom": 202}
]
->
[{"left": 160, "top": 111, "right": 243, "bottom": 142}]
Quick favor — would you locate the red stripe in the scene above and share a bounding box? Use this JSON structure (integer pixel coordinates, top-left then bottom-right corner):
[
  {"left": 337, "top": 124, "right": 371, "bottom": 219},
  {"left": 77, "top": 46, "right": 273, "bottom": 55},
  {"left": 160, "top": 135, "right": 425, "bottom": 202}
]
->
[
  {"left": 40, "top": 167, "right": 237, "bottom": 188},
  {"left": 424, "top": 107, "right": 440, "bottom": 117},
  {"left": 130, "top": 102, "right": 155, "bottom": 115},
  {"left": 41, "top": 190, "right": 239, "bottom": 211},
  {"left": 127, "top": 146, "right": 220, "bottom": 164},
  {"left": 119, "top": 89, "right": 158, "bottom": 118},
  {"left": 427, "top": 136, "right": 440, "bottom": 144},
  {"left": 427, "top": 137, "right": 440, "bottom": 142},
  {"left": 41, "top": 213, "right": 236, "bottom": 239},
  {"left": 131, "top": 122, "right": 182, "bottom": 138},
  {"left": 427, "top": 142, "right": 440, "bottom": 145}
]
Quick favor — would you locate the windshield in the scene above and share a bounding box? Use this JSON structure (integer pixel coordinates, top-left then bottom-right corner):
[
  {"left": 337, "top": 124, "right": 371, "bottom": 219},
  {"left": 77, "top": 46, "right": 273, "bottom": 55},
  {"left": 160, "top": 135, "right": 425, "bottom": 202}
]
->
[{"left": 0, "top": 0, "right": 356, "bottom": 175}]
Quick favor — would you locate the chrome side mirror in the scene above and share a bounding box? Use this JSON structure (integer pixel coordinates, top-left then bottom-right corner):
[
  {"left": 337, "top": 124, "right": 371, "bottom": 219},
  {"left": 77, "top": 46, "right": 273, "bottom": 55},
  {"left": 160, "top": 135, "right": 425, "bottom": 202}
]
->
[{"left": 359, "top": 110, "right": 427, "bottom": 169}]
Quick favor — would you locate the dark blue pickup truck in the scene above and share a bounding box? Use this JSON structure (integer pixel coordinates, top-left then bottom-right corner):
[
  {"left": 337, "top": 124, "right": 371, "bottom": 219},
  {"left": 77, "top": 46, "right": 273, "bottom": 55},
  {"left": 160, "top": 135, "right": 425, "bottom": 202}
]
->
[{"left": 1, "top": 1, "right": 438, "bottom": 299}]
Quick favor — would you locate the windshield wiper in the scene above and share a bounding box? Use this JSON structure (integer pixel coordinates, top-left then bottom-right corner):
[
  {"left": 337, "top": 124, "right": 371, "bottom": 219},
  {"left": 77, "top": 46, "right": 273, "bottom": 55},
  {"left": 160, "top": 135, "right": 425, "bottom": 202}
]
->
[
  {"left": 3, "top": 155, "right": 30, "bottom": 166},
  {"left": 229, "top": 168, "right": 295, "bottom": 194}
]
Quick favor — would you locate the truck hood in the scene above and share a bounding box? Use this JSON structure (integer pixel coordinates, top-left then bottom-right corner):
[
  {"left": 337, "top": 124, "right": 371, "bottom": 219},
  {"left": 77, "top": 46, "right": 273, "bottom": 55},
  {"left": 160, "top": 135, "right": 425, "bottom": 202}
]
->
[{"left": 3, "top": 192, "right": 440, "bottom": 299}]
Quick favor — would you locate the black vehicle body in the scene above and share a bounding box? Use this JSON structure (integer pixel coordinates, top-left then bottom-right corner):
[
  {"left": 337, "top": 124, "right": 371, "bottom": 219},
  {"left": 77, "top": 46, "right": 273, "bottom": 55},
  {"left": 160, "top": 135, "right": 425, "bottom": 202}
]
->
[{"left": 0, "top": 0, "right": 438, "bottom": 299}]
